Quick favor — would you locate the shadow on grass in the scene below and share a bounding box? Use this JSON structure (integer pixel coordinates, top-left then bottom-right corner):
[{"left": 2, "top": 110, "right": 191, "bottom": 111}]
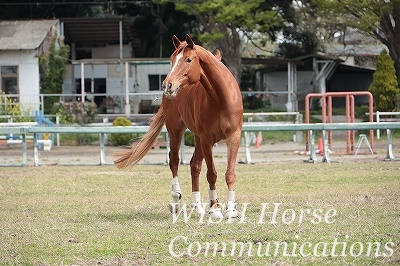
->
[{"left": 95, "top": 210, "right": 172, "bottom": 223}]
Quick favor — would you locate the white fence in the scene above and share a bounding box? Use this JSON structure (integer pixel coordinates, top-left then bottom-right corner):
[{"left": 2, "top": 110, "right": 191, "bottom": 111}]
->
[{"left": 365, "top": 111, "right": 400, "bottom": 139}]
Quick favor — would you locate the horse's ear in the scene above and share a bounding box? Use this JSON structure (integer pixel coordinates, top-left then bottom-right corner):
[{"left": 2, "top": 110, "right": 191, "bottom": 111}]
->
[
  {"left": 172, "top": 35, "right": 181, "bottom": 49},
  {"left": 185, "top": 34, "right": 195, "bottom": 49},
  {"left": 214, "top": 49, "right": 222, "bottom": 61}
]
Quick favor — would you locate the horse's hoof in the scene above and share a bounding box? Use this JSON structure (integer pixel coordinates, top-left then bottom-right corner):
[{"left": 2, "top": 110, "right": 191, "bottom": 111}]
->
[
  {"left": 225, "top": 201, "right": 238, "bottom": 219},
  {"left": 209, "top": 207, "right": 224, "bottom": 220},
  {"left": 192, "top": 202, "right": 206, "bottom": 215},
  {"left": 170, "top": 191, "right": 181, "bottom": 213},
  {"left": 169, "top": 202, "right": 180, "bottom": 213},
  {"left": 225, "top": 209, "right": 238, "bottom": 219}
]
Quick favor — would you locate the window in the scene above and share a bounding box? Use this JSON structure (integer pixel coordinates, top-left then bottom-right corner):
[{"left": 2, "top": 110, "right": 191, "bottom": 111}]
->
[
  {"left": 1, "top": 66, "right": 19, "bottom": 95},
  {"left": 148, "top": 74, "right": 167, "bottom": 91}
]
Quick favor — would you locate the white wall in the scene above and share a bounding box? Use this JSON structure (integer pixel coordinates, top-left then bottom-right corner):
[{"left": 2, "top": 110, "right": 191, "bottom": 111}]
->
[
  {"left": 0, "top": 50, "right": 40, "bottom": 114},
  {"left": 135, "top": 63, "right": 171, "bottom": 93},
  {"left": 92, "top": 44, "right": 131, "bottom": 58},
  {"left": 73, "top": 64, "right": 108, "bottom": 79},
  {"left": 64, "top": 61, "right": 170, "bottom": 95},
  {"left": 63, "top": 60, "right": 171, "bottom": 113}
]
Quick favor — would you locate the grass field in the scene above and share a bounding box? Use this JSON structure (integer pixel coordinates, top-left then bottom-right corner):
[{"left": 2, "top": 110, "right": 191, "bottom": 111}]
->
[{"left": 0, "top": 162, "right": 399, "bottom": 265}]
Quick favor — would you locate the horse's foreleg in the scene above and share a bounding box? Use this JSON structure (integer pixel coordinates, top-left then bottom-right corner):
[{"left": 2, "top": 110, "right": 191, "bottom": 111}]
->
[
  {"left": 224, "top": 129, "right": 241, "bottom": 219},
  {"left": 168, "top": 132, "right": 184, "bottom": 213},
  {"left": 190, "top": 137, "right": 205, "bottom": 214}
]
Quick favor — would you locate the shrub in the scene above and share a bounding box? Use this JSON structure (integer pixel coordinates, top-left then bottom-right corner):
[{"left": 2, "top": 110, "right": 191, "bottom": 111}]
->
[
  {"left": 184, "top": 132, "right": 195, "bottom": 146},
  {"left": 55, "top": 102, "right": 97, "bottom": 125},
  {"left": 369, "top": 49, "right": 400, "bottom": 111},
  {"left": 0, "top": 91, "right": 32, "bottom": 122},
  {"left": 109, "top": 117, "right": 134, "bottom": 146},
  {"left": 243, "top": 95, "right": 265, "bottom": 110}
]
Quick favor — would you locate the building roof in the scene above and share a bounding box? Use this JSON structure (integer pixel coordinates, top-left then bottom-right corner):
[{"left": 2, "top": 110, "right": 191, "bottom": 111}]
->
[
  {"left": 0, "top": 20, "right": 58, "bottom": 50},
  {"left": 255, "top": 52, "right": 375, "bottom": 73},
  {"left": 60, "top": 17, "right": 145, "bottom": 57},
  {"left": 70, "top": 58, "right": 170, "bottom": 65}
]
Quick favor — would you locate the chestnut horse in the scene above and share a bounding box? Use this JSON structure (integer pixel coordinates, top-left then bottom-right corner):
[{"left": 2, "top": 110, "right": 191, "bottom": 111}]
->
[{"left": 114, "top": 35, "right": 243, "bottom": 219}]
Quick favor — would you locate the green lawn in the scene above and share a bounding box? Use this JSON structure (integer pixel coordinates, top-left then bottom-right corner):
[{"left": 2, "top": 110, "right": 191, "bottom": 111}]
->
[{"left": 0, "top": 163, "right": 399, "bottom": 265}]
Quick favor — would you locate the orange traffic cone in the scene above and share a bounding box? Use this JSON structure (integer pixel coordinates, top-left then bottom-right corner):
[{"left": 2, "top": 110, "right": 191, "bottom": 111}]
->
[
  {"left": 255, "top": 131, "right": 263, "bottom": 148},
  {"left": 317, "top": 138, "right": 323, "bottom": 154}
]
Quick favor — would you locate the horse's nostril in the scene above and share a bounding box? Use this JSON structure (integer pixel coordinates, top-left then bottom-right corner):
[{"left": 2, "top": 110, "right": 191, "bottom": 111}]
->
[{"left": 168, "top": 83, "right": 172, "bottom": 89}]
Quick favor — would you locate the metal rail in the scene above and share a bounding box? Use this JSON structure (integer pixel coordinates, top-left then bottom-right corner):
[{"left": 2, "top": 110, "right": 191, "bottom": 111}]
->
[{"left": 0, "top": 122, "right": 399, "bottom": 166}]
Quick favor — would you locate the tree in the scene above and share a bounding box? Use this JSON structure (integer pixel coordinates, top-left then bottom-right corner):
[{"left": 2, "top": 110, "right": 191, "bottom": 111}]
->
[
  {"left": 131, "top": 1, "right": 197, "bottom": 57},
  {"left": 278, "top": 27, "right": 320, "bottom": 58},
  {"left": 369, "top": 49, "right": 400, "bottom": 111},
  {"left": 0, "top": 0, "right": 193, "bottom": 58},
  {"left": 0, "top": 0, "right": 105, "bottom": 18},
  {"left": 277, "top": 0, "right": 328, "bottom": 58},
  {"left": 166, "top": 0, "right": 291, "bottom": 82},
  {"left": 312, "top": 0, "right": 400, "bottom": 83},
  {"left": 39, "top": 37, "right": 70, "bottom": 114}
]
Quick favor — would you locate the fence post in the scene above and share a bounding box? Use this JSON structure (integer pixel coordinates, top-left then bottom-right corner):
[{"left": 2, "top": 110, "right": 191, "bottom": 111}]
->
[
  {"left": 244, "top": 131, "right": 253, "bottom": 164},
  {"left": 21, "top": 127, "right": 27, "bottom": 166},
  {"left": 385, "top": 129, "right": 394, "bottom": 161},
  {"left": 33, "top": 133, "right": 39, "bottom": 166},
  {"left": 166, "top": 132, "right": 170, "bottom": 165},
  {"left": 180, "top": 134, "right": 186, "bottom": 164},
  {"left": 40, "top": 94, "right": 44, "bottom": 113},
  {"left": 376, "top": 111, "right": 380, "bottom": 139},
  {"left": 56, "top": 114, "right": 60, "bottom": 147},
  {"left": 99, "top": 133, "right": 106, "bottom": 165},
  {"left": 103, "top": 116, "right": 109, "bottom": 145},
  {"left": 322, "top": 130, "right": 331, "bottom": 163},
  {"left": 295, "top": 113, "right": 303, "bottom": 143},
  {"left": 307, "top": 130, "right": 317, "bottom": 163}
]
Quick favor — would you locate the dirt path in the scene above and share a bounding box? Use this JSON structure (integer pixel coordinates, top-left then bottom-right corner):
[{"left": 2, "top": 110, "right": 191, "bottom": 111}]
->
[{"left": 0, "top": 137, "right": 396, "bottom": 166}]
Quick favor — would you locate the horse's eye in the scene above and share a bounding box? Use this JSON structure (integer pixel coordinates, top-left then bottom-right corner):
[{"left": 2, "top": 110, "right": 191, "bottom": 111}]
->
[{"left": 186, "top": 58, "right": 192, "bottom": 63}]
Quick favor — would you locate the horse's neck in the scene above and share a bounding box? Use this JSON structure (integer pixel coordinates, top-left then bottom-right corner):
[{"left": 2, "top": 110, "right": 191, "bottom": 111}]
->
[{"left": 198, "top": 50, "right": 235, "bottom": 103}]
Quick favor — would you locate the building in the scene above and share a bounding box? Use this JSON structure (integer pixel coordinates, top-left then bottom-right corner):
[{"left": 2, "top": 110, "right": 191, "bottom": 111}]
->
[
  {"left": 0, "top": 19, "right": 60, "bottom": 115},
  {"left": 245, "top": 52, "right": 375, "bottom": 111},
  {"left": 1, "top": 18, "right": 171, "bottom": 116},
  {"left": 60, "top": 17, "right": 170, "bottom": 115}
]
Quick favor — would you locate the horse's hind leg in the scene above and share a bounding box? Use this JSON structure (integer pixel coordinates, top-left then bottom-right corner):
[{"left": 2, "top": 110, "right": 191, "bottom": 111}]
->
[
  {"left": 200, "top": 139, "right": 224, "bottom": 219},
  {"left": 190, "top": 136, "right": 206, "bottom": 214},
  {"left": 224, "top": 128, "right": 242, "bottom": 219}
]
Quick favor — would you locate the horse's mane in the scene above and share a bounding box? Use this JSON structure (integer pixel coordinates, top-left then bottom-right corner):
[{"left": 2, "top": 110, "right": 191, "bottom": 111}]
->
[
  {"left": 195, "top": 45, "right": 223, "bottom": 65},
  {"left": 174, "top": 42, "right": 222, "bottom": 66}
]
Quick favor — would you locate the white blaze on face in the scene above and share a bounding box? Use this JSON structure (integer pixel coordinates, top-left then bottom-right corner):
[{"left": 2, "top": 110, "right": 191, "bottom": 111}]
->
[{"left": 167, "top": 51, "right": 183, "bottom": 78}]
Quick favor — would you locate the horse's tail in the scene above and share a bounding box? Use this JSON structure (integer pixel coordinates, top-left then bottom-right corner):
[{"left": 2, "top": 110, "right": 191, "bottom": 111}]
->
[{"left": 113, "top": 105, "right": 165, "bottom": 169}]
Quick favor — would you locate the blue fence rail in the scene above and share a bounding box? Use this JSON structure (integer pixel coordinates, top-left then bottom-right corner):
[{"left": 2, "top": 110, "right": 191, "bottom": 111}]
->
[{"left": 0, "top": 122, "right": 399, "bottom": 166}]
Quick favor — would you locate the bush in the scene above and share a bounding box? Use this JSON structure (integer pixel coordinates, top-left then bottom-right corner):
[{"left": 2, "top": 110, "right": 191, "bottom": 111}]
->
[
  {"left": 243, "top": 95, "right": 265, "bottom": 110},
  {"left": 369, "top": 49, "right": 400, "bottom": 111},
  {"left": 109, "top": 117, "right": 134, "bottom": 146},
  {"left": 184, "top": 132, "right": 195, "bottom": 146},
  {"left": 0, "top": 91, "right": 33, "bottom": 122},
  {"left": 55, "top": 102, "right": 97, "bottom": 125}
]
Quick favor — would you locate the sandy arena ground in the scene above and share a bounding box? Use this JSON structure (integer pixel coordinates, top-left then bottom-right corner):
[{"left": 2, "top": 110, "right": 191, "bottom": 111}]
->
[{"left": 0, "top": 136, "right": 397, "bottom": 167}]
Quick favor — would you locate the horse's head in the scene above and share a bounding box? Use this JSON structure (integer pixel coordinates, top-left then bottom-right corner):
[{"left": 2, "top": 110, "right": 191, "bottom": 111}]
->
[{"left": 162, "top": 35, "right": 201, "bottom": 99}]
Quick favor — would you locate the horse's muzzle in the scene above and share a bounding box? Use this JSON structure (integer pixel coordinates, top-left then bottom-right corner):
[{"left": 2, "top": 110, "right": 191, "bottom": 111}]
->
[{"left": 162, "top": 82, "right": 179, "bottom": 98}]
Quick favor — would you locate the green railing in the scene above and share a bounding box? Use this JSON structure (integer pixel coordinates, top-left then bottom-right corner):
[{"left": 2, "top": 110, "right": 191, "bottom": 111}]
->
[{"left": 0, "top": 122, "right": 399, "bottom": 166}]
